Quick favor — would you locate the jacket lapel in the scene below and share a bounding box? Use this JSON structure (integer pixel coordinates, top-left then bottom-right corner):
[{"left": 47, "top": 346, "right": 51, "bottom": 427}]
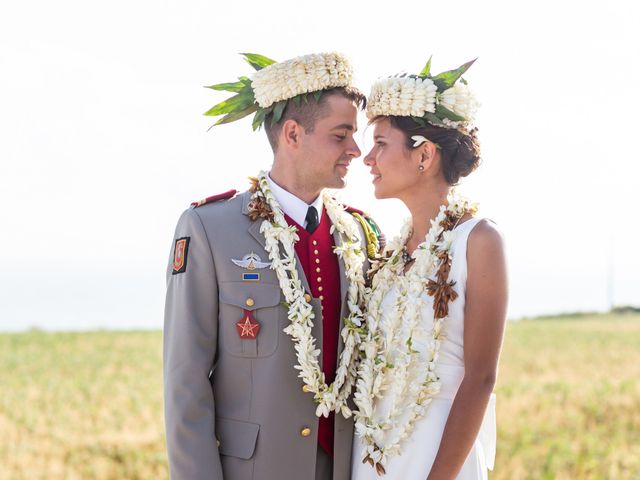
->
[{"left": 243, "top": 191, "right": 311, "bottom": 292}]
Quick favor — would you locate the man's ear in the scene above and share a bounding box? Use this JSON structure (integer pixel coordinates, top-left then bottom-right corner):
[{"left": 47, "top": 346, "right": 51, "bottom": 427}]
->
[{"left": 281, "top": 119, "right": 302, "bottom": 149}]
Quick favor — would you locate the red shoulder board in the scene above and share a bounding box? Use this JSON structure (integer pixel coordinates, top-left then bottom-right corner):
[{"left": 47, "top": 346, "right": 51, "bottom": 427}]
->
[
  {"left": 191, "top": 189, "right": 237, "bottom": 208},
  {"left": 344, "top": 205, "right": 365, "bottom": 216}
]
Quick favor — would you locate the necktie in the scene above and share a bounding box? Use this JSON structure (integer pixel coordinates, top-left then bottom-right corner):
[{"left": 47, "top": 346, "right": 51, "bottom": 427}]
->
[{"left": 305, "top": 206, "right": 319, "bottom": 234}]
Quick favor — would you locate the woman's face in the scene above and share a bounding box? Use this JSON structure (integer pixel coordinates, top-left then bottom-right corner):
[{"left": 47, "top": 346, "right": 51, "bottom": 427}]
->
[{"left": 363, "top": 118, "right": 420, "bottom": 199}]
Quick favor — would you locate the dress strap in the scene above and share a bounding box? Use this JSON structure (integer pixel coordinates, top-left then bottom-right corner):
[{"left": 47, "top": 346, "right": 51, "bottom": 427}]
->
[{"left": 448, "top": 217, "right": 485, "bottom": 288}]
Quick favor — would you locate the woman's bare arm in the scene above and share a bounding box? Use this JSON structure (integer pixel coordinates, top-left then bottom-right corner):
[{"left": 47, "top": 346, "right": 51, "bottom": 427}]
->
[{"left": 427, "top": 220, "right": 508, "bottom": 480}]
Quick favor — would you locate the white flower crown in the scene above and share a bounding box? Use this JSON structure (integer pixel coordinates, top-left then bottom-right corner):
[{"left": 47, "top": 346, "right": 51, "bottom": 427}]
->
[
  {"left": 366, "top": 57, "right": 479, "bottom": 130},
  {"left": 204, "top": 52, "right": 354, "bottom": 131},
  {"left": 252, "top": 52, "right": 353, "bottom": 108}
]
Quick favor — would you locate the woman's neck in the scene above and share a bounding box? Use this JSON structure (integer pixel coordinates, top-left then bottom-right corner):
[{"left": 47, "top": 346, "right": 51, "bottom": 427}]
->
[{"left": 401, "top": 183, "right": 451, "bottom": 250}]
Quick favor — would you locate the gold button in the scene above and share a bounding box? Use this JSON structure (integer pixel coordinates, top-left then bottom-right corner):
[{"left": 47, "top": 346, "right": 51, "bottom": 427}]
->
[
  {"left": 315, "top": 258, "right": 320, "bottom": 264},
  {"left": 245, "top": 298, "right": 255, "bottom": 307},
  {"left": 319, "top": 295, "right": 324, "bottom": 301},
  {"left": 317, "top": 277, "right": 322, "bottom": 282},
  {"left": 315, "top": 267, "right": 321, "bottom": 273},
  {"left": 302, "top": 384, "right": 312, "bottom": 393},
  {"left": 314, "top": 249, "right": 319, "bottom": 255},
  {"left": 300, "top": 427, "right": 312, "bottom": 437},
  {"left": 312, "top": 240, "right": 318, "bottom": 246},
  {"left": 216, "top": 439, "right": 221, "bottom": 447},
  {"left": 318, "top": 286, "right": 323, "bottom": 292},
  {"left": 304, "top": 293, "right": 312, "bottom": 302}
]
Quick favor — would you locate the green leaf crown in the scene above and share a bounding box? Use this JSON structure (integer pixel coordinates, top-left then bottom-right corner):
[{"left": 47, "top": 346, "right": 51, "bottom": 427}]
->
[{"left": 204, "top": 52, "right": 353, "bottom": 131}]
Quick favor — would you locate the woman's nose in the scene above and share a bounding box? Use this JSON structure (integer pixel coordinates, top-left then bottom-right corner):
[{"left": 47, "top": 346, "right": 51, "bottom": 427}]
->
[{"left": 363, "top": 148, "right": 375, "bottom": 166}]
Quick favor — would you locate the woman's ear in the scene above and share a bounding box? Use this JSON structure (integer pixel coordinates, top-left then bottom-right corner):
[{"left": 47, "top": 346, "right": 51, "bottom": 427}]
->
[{"left": 417, "top": 141, "right": 438, "bottom": 172}]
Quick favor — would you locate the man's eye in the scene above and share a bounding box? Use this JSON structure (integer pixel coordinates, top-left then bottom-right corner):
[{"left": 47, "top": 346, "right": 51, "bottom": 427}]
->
[{"left": 335, "top": 135, "right": 346, "bottom": 141}]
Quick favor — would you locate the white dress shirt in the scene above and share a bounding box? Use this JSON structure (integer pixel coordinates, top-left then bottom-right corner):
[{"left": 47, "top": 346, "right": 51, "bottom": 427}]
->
[{"left": 266, "top": 173, "right": 324, "bottom": 228}]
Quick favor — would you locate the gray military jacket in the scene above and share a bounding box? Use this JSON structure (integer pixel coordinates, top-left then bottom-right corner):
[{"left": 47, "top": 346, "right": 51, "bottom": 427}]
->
[{"left": 164, "top": 190, "right": 370, "bottom": 480}]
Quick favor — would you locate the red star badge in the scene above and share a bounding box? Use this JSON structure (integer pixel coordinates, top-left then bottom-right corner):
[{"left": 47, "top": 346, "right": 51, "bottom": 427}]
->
[{"left": 236, "top": 310, "right": 260, "bottom": 339}]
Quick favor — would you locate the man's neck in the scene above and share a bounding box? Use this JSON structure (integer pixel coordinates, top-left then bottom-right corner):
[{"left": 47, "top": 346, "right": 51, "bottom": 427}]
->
[{"left": 269, "top": 165, "right": 321, "bottom": 205}]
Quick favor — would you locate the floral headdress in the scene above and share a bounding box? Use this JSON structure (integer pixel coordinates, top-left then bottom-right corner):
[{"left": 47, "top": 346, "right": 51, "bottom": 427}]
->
[
  {"left": 366, "top": 57, "right": 479, "bottom": 130},
  {"left": 204, "top": 52, "right": 354, "bottom": 130}
]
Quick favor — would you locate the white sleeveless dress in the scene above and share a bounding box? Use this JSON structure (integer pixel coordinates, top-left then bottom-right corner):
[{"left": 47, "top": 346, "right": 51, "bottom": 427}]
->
[{"left": 351, "top": 218, "right": 496, "bottom": 480}]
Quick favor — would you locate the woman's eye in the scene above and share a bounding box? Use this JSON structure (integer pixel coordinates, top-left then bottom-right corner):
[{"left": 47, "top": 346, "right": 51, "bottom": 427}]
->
[{"left": 376, "top": 141, "right": 385, "bottom": 147}]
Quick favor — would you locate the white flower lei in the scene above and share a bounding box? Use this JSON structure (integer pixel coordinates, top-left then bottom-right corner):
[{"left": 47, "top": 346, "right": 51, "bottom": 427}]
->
[
  {"left": 253, "top": 171, "right": 367, "bottom": 418},
  {"left": 353, "top": 190, "right": 477, "bottom": 471},
  {"left": 251, "top": 52, "right": 353, "bottom": 108}
]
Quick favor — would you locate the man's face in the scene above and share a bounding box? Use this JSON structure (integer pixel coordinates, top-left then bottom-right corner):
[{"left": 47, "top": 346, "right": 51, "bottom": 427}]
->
[{"left": 297, "top": 94, "right": 361, "bottom": 190}]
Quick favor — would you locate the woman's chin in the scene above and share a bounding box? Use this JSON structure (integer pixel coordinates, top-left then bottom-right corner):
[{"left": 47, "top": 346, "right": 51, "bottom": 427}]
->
[{"left": 373, "top": 187, "right": 389, "bottom": 200}]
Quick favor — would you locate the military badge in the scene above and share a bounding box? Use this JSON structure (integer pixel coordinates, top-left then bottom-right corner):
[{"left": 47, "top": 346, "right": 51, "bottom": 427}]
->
[
  {"left": 172, "top": 237, "right": 190, "bottom": 275},
  {"left": 231, "top": 252, "right": 271, "bottom": 270},
  {"left": 236, "top": 310, "right": 260, "bottom": 339}
]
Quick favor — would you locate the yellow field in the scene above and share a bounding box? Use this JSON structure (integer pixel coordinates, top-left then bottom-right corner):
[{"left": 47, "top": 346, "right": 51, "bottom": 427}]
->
[{"left": 1, "top": 313, "right": 639, "bottom": 479}]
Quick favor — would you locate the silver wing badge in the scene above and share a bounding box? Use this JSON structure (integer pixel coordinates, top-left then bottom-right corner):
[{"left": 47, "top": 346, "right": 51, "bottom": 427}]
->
[{"left": 231, "top": 252, "right": 272, "bottom": 270}]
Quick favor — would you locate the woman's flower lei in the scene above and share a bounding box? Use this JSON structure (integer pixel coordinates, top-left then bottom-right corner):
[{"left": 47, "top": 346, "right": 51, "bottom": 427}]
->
[{"left": 353, "top": 190, "right": 477, "bottom": 474}]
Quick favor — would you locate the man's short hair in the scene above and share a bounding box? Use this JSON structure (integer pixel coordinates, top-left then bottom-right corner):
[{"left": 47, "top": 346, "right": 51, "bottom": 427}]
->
[{"left": 263, "top": 86, "right": 366, "bottom": 151}]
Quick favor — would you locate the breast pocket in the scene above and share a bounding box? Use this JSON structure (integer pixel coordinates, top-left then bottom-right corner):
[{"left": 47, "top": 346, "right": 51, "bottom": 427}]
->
[{"left": 218, "top": 282, "right": 282, "bottom": 358}]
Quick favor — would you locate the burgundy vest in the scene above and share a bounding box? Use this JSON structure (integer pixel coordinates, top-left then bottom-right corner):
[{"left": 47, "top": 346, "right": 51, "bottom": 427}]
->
[{"left": 284, "top": 207, "right": 341, "bottom": 457}]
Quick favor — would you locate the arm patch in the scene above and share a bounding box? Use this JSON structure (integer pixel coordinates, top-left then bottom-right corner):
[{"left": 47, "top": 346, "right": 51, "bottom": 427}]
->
[{"left": 172, "top": 237, "right": 191, "bottom": 274}]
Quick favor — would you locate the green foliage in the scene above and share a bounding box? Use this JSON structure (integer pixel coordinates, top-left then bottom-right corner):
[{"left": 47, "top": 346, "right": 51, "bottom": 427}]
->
[
  {"left": 431, "top": 58, "right": 477, "bottom": 91},
  {"left": 213, "top": 103, "right": 259, "bottom": 126},
  {"left": 434, "top": 104, "right": 466, "bottom": 122},
  {"left": 203, "top": 91, "right": 254, "bottom": 117},
  {"left": 240, "top": 53, "right": 276, "bottom": 71},
  {"left": 419, "top": 56, "right": 433, "bottom": 78},
  {"left": 205, "top": 54, "right": 276, "bottom": 130},
  {"left": 204, "top": 76, "right": 251, "bottom": 93},
  {"left": 271, "top": 100, "right": 287, "bottom": 126},
  {"left": 2, "top": 313, "right": 637, "bottom": 479}
]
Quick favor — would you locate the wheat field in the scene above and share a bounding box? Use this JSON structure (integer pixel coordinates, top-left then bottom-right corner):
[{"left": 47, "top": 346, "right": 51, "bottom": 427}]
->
[{"left": 1, "top": 313, "right": 639, "bottom": 479}]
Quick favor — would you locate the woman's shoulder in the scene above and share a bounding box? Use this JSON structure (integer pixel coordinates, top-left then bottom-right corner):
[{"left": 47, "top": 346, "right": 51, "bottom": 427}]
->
[{"left": 466, "top": 218, "right": 506, "bottom": 261}]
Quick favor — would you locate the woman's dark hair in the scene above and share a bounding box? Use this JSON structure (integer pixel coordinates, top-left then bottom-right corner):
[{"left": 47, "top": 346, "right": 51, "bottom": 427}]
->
[{"left": 379, "top": 116, "right": 481, "bottom": 185}]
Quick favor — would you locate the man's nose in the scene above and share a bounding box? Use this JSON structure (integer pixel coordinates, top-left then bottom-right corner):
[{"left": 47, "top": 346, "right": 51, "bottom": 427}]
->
[{"left": 347, "top": 138, "right": 361, "bottom": 158}]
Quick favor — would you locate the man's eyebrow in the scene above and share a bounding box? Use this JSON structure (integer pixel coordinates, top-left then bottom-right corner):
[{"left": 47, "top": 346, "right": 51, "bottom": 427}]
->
[{"left": 331, "top": 124, "right": 356, "bottom": 131}]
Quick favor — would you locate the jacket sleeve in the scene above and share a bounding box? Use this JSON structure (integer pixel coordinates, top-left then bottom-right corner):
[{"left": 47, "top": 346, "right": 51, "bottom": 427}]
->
[{"left": 163, "top": 208, "right": 223, "bottom": 479}]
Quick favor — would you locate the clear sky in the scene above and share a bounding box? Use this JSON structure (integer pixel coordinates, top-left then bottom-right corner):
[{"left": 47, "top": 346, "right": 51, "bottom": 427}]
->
[{"left": 1, "top": 0, "right": 638, "bottom": 331}]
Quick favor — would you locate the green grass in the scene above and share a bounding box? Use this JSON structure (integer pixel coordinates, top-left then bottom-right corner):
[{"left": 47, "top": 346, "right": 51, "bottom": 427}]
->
[{"left": 1, "top": 314, "right": 639, "bottom": 479}]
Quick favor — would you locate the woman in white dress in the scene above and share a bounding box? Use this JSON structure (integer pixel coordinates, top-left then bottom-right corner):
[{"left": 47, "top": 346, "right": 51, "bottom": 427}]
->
[{"left": 351, "top": 59, "right": 508, "bottom": 480}]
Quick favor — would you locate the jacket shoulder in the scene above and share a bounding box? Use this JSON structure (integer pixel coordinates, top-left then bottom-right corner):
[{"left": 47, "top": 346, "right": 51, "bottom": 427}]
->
[{"left": 190, "top": 189, "right": 238, "bottom": 208}]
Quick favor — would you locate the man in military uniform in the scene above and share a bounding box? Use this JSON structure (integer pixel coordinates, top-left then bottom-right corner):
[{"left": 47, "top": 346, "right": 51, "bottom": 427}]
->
[{"left": 163, "top": 52, "right": 382, "bottom": 480}]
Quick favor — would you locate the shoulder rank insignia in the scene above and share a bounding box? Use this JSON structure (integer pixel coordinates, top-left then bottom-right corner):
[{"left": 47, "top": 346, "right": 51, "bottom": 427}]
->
[
  {"left": 172, "top": 237, "right": 190, "bottom": 274},
  {"left": 191, "top": 189, "right": 237, "bottom": 208}
]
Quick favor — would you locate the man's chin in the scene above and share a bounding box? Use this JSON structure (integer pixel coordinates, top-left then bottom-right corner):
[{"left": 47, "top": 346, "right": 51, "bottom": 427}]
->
[{"left": 330, "top": 176, "right": 347, "bottom": 189}]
